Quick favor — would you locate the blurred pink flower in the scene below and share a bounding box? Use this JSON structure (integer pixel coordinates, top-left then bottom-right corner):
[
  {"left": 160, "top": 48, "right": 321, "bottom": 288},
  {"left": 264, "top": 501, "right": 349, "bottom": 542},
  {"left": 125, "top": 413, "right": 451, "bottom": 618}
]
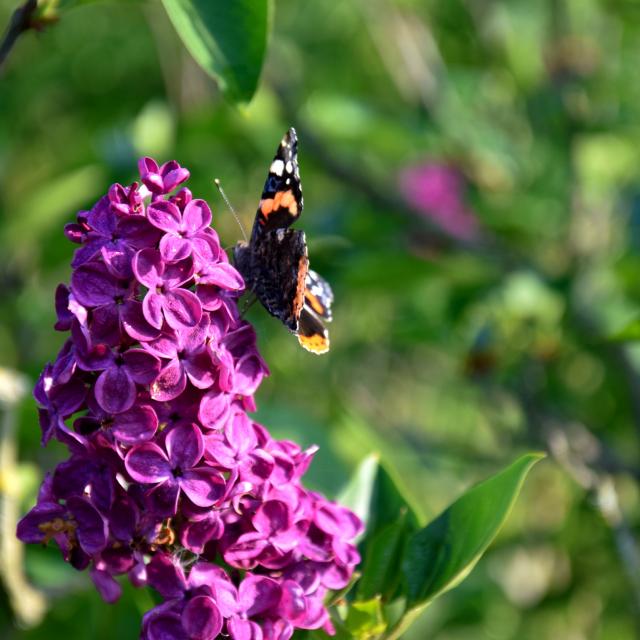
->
[{"left": 399, "top": 163, "right": 480, "bottom": 241}]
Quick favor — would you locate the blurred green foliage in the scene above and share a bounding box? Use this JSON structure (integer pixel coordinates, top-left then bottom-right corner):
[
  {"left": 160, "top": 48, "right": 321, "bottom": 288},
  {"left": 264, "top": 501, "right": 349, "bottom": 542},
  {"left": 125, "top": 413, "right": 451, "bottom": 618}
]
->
[{"left": 2, "top": 0, "right": 640, "bottom": 638}]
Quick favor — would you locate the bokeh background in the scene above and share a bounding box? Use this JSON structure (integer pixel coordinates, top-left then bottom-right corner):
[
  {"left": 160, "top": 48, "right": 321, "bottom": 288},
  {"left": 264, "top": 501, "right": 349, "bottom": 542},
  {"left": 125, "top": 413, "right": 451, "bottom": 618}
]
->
[{"left": 2, "top": 0, "right": 640, "bottom": 638}]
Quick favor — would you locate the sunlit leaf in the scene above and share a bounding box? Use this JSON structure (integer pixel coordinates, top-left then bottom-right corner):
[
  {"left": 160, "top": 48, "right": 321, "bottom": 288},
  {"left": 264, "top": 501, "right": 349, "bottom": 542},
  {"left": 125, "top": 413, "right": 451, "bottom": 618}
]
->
[
  {"left": 159, "top": 0, "right": 272, "bottom": 102},
  {"left": 344, "top": 597, "right": 387, "bottom": 639},
  {"left": 402, "top": 453, "right": 543, "bottom": 608}
]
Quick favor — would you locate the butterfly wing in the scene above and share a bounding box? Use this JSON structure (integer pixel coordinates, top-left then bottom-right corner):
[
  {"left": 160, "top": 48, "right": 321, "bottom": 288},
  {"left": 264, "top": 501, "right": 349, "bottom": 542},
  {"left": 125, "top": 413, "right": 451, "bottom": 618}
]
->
[
  {"left": 304, "top": 269, "right": 334, "bottom": 322},
  {"left": 235, "top": 228, "right": 309, "bottom": 332},
  {"left": 251, "top": 128, "right": 304, "bottom": 240},
  {"left": 297, "top": 306, "right": 330, "bottom": 354}
]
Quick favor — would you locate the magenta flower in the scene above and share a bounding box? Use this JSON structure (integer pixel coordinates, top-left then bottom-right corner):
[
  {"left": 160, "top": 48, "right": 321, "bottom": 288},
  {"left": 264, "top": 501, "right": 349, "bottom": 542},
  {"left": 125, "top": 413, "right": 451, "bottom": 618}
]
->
[
  {"left": 145, "top": 316, "right": 215, "bottom": 401},
  {"left": 399, "top": 162, "right": 480, "bottom": 241},
  {"left": 17, "top": 156, "right": 362, "bottom": 640},
  {"left": 125, "top": 423, "right": 226, "bottom": 515},
  {"left": 147, "top": 198, "right": 218, "bottom": 264},
  {"left": 133, "top": 249, "right": 202, "bottom": 330}
]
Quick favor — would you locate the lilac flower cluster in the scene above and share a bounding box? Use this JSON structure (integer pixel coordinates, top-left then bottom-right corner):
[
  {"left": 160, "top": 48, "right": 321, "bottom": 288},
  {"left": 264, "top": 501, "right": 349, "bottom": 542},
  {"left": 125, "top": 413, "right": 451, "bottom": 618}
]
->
[{"left": 17, "top": 158, "right": 362, "bottom": 640}]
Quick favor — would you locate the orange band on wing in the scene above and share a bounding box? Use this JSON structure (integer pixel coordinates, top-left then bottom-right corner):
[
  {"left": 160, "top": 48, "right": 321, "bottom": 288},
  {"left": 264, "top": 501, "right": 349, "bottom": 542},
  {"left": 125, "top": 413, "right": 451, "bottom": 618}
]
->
[
  {"left": 259, "top": 190, "right": 298, "bottom": 220},
  {"left": 305, "top": 292, "right": 326, "bottom": 316}
]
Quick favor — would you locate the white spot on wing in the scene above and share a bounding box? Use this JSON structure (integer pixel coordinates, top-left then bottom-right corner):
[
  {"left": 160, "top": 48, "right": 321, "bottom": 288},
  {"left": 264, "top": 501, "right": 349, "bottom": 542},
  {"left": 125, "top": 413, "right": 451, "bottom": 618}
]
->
[
  {"left": 270, "top": 159, "right": 285, "bottom": 176},
  {"left": 285, "top": 161, "right": 293, "bottom": 174}
]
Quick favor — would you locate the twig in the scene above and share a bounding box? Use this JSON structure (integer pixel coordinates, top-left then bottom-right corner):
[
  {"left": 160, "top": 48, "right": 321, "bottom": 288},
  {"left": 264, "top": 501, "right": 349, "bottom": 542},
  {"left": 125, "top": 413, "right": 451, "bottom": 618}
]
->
[{"left": 0, "top": 0, "right": 38, "bottom": 72}]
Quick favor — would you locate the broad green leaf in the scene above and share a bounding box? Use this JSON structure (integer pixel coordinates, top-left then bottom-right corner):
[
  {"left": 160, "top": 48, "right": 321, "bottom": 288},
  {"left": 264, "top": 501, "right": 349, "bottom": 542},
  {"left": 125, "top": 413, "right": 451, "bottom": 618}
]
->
[
  {"left": 357, "top": 517, "right": 408, "bottom": 601},
  {"left": 338, "top": 455, "right": 421, "bottom": 539},
  {"left": 402, "top": 453, "right": 543, "bottom": 608},
  {"left": 160, "top": 0, "right": 272, "bottom": 102},
  {"left": 344, "top": 598, "right": 387, "bottom": 639}
]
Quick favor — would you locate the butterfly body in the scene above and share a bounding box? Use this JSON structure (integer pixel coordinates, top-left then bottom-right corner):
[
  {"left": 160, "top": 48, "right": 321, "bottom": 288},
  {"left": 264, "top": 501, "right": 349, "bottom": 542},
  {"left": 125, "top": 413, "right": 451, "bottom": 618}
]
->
[{"left": 233, "top": 128, "right": 332, "bottom": 354}]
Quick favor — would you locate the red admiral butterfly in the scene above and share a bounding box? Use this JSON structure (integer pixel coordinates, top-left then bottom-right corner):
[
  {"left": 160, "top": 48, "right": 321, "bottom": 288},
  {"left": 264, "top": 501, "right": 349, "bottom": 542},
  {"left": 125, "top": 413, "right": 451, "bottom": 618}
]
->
[{"left": 233, "top": 128, "right": 333, "bottom": 354}]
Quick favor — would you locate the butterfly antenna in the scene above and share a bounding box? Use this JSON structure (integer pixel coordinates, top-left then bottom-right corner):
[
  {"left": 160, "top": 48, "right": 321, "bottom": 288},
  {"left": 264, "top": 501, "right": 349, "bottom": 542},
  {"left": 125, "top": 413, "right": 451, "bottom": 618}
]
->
[{"left": 214, "top": 178, "right": 248, "bottom": 244}]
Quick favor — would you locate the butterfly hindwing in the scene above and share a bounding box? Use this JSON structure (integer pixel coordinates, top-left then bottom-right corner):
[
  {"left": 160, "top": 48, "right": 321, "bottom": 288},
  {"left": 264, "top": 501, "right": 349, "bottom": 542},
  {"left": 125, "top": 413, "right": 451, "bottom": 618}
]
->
[
  {"left": 304, "top": 269, "right": 334, "bottom": 322},
  {"left": 297, "top": 306, "right": 330, "bottom": 354}
]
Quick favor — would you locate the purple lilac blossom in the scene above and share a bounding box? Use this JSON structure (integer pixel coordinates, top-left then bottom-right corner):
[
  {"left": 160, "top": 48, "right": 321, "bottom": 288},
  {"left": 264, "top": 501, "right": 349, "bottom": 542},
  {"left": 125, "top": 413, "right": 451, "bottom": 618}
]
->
[
  {"left": 17, "top": 158, "right": 362, "bottom": 640},
  {"left": 398, "top": 162, "right": 480, "bottom": 242}
]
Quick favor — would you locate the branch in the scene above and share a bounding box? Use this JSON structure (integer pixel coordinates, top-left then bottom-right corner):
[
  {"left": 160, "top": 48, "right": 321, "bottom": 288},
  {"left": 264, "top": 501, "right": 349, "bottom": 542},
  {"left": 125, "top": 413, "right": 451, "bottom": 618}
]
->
[{"left": 0, "top": 0, "right": 38, "bottom": 72}]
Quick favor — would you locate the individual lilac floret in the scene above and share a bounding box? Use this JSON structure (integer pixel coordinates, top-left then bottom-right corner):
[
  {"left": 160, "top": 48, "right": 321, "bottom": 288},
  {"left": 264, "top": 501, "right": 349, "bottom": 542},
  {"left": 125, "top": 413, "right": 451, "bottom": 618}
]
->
[{"left": 17, "top": 157, "right": 362, "bottom": 640}]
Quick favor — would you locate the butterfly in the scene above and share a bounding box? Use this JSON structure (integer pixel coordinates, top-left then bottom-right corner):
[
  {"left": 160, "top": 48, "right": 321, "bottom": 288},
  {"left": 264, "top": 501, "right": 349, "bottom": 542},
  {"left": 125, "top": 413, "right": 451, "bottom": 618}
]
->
[{"left": 233, "top": 128, "right": 333, "bottom": 354}]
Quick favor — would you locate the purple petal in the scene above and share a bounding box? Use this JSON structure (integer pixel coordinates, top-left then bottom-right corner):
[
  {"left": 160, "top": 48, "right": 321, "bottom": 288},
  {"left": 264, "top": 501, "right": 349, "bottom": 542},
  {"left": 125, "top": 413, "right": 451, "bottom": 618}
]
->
[
  {"left": 147, "top": 200, "right": 182, "bottom": 233},
  {"left": 239, "top": 575, "right": 282, "bottom": 616},
  {"left": 109, "top": 495, "right": 139, "bottom": 541},
  {"left": 253, "top": 501, "right": 292, "bottom": 537},
  {"left": 125, "top": 443, "right": 171, "bottom": 483},
  {"left": 227, "top": 618, "right": 262, "bottom": 640},
  {"left": 226, "top": 412, "right": 257, "bottom": 455},
  {"left": 16, "top": 502, "right": 66, "bottom": 544},
  {"left": 95, "top": 365, "right": 137, "bottom": 414},
  {"left": 151, "top": 360, "right": 187, "bottom": 401},
  {"left": 191, "top": 233, "right": 220, "bottom": 266},
  {"left": 160, "top": 160, "right": 190, "bottom": 192},
  {"left": 67, "top": 496, "right": 108, "bottom": 555},
  {"left": 112, "top": 404, "right": 158, "bottom": 444},
  {"left": 146, "top": 552, "right": 188, "bottom": 599},
  {"left": 146, "top": 611, "right": 188, "bottom": 640},
  {"left": 198, "top": 391, "right": 231, "bottom": 430},
  {"left": 162, "top": 256, "right": 195, "bottom": 288},
  {"left": 145, "top": 330, "right": 181, "bottom": 359},
  {"left": 147, "top": 479, "right": 181, "bottom": 516},
  {"left": 100, "top": 241, "right": 134, "bottom": 279},
  {"left": 54, "top": 284, "right": 73, "bottom": 331},
  {"left": 182, "top": 199, "right": 211, "bottom": 234},
  {"left": 121, "top": 300, "right": 162, "bottom": 341},
  {"left": 71, "top": 262, "right": 119, "bottom": 307},
  {"left": 180, "top": 468, "right": 225, "bottom": 507},
  {"left": 180, "top": 514, "right": 224, "bottom": 554},
  {"left": 138, "top": 157, "right": 164, "bottom": 194},
  {"left": 143, "top": 292, "right": 165, "bottom": 330},
  {"left": 90, "top": 566, "right": 122, "bottom": 604},
  {"left": 123, "top": 348, "right": 161, "bottom": 384},
  {"left": 198, "top": 262, "right": 245, "bottom": 291},
  {"left": 184, "top": 351, "right": 215, "bottom": 389},
  {"left": 278, "top": 579, "right": 307, "bottom": 624},
  {"left": 223, "top": 532, "right": 267, "bottom": 567},
  {"left": 170, "top": 187, "right": 192, "bottom": 210},
  {"left": 234, "top": 354, "right": 267, "bottom": 396},
  {"left": 162, "top": 289, "right": 202, "bottom": 330},
  {"left": 182, "top": 596, "right": 222, "bottom": 640},
  {"left": 133, "top": 248, "right": 164, "bottom": 288},
  {"left": 160, "top": 235, "right": 192, "bottom": 262},
  {"left": 166, "top": 423, "right": 204, "bottom": 470},
  {"left": 90, "top": 304, "right": 122, "bottom": 345}
]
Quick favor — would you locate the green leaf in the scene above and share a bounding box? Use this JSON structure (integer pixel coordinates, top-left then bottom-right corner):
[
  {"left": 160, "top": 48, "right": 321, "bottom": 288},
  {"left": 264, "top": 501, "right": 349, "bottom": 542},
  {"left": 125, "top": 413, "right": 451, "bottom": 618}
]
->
[
  {"left": 402, "top": 453, "right": 544, "bottom": 608},
  {"left": 338, "top": 455, "right": 421, "bottom": 539},
  {"left": 357, "top": 517, "right": 408, "bottom": 601},
  {"left": 344, "top": 598, "right": 387, "bottom": 639},
  {"left": 608, "top": 316, "right": 640, "bottom": 342},
  {"left": 159, "top": 0, "right": 272, "bottom": 102}
]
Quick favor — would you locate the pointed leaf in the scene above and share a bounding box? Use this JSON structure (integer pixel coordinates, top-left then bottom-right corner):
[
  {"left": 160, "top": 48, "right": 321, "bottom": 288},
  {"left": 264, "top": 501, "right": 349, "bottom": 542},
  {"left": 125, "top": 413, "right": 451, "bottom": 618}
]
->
[
  {"left": 159, "top": 0, "right": 272, "bottom": 102},
  {"left": 402, "top": 453, "right": 544, "bottom": 609},
  {"left": 338, "top": 455, "right": 421, "bottom": 541},
  {"left": 356, "top": 516, "right": 408, "bottom": 602}
]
